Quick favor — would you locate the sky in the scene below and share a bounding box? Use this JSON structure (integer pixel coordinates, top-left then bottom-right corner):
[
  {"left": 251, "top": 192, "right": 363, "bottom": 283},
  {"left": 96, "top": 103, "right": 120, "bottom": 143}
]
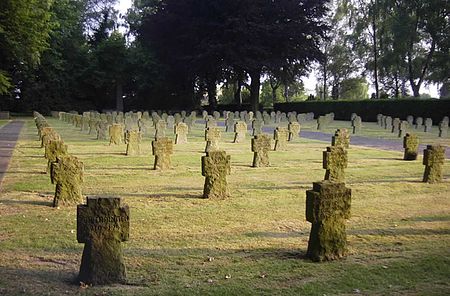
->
[{"left": 115, "top": 0, "right": 439, "bottom": 98}]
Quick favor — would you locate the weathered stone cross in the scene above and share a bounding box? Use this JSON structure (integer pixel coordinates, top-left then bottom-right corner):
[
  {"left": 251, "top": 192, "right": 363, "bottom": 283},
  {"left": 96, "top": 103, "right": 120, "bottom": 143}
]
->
[
  {"left": 125, "top": 130, "right": 141, "bottom": 156},
  {"left": 201, "top": 151, "right": 231, "bottom": 199},
  {"left": 77, "top": 197, "right": 129, "bottom": 285},
  {"left": 323, "top": 146, "right": 348, "bottom": 182},
  {"left": 251, "top": 134, "right": 271, "bottom": 167},
  {"left": 423, "top": 145, "right": 445, "bottom": 183},
  {"left": 306, "top": 181, "right": 351, "bottom": 261},
  {"left": 274, "top": 127, "right": 288, "bottom": 151},
  {"left": 152, "top": 137, "right": 173, "bottom": 170},
  {"left": 51, "top": 155, "right": 84, "bottom": 207}
]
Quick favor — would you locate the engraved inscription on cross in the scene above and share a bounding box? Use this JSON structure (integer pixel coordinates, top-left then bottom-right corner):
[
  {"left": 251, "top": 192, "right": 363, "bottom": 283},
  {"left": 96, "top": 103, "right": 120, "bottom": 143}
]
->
[
  {"left": 252, "top": 134, "right": 271, "bottom": 167},
  {"left": 77, "top": 197, "right": 129, "bottom": 285},
  {"left": 152, "top": 137, "right": 173, "bottom": 170},
  {"left": 201, "top": 151, "right": 231, "bottom": 199},
  {"left": 323, "top": 146, "right": 348, "bottom": 182}
]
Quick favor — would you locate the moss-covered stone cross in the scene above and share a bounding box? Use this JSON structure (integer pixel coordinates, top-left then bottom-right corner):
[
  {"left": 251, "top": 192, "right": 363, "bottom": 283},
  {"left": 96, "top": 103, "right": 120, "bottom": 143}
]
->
[
  {"left": 251, "top": 134, "right": 271, "bottom": 167},
  {"left": 152, "top": 137, "right": 173, "bottom": 170},
  {"left": 323, "top": 146, "right": 348, "bottom": 182},
  {"left": 205, "top": 127, "right": 221, "bottom": 152},
  {"left": 77, "top": 197, "right": 129, "bottom": 285},
  {"left": 306, "top": 181, "right": 351, "bottom": 261},
  {"left": 423, "top": 145, "right": 445, "bottom": 183},
  {"left": 125, "top": 130, "right": 141, "bottom": 156},
  {"left": 51, "top": 155, "right": 84, "bottom": 207},
  {"left": 403, "top": 133, "right": 419, "bottom": 160},
  {"left": 274, "top": 127, "right": 288, "bottom": 151},
  {"left": 202, "top": 151, "right": 231, "bottom": 199}
]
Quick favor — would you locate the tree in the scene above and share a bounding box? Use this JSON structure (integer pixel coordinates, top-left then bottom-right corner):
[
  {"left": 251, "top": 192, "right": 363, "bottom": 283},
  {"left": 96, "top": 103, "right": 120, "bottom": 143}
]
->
[
  {"left": 135, "top": 0, "right": 328, "bottom": 111},
  {"left": 339, "top": 77, "right": 369, "bottom": 100},
  {"left": 0, "top": 0, "right": 54, "bottom": 95}
]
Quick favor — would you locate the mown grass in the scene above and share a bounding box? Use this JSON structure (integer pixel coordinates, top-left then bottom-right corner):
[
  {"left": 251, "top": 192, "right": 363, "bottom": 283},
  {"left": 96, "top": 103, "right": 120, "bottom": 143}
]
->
[{"left": 0, "top": 117, "right": 449, "bottom": 295}]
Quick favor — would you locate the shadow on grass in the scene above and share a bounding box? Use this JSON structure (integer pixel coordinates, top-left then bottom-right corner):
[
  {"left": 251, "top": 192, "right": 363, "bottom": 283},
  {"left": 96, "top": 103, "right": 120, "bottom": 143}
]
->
[
  {"left": 1, "top": 170, "right": 46, "bottom": 175},
  {"left": 348, "top": 227, "right": 450, "bottom": 236},
  {"left": 0, "top": 199, "right": 53, "bottom": 207},
  {"left": 402, "top": 214, "right": 450, "bottom": 222},
  {"left": 124, "top": 192, "right": 203, "bottom": 199}
]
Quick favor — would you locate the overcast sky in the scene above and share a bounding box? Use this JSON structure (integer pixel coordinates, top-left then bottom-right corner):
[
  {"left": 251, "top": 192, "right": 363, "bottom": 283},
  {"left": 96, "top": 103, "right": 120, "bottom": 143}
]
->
[{"left": 115, "top": 0, "right": 439, "bottom": 98}]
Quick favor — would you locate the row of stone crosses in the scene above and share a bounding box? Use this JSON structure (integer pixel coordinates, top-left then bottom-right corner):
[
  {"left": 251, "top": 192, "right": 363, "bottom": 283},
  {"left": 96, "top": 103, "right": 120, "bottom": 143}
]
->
[{"left": 34, "top": 110, "right": 445, "bottom": 286}]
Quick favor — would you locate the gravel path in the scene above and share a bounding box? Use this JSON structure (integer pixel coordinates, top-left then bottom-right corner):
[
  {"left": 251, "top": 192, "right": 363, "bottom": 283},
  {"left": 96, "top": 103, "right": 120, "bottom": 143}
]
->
[{"left": 0, "top": 121, "right": 25, "bottom": 185}]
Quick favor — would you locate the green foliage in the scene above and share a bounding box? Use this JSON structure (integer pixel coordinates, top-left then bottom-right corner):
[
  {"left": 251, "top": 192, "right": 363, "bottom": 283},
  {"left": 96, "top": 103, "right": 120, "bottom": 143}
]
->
[
  {"left": 339, "top": 78, "right": 369, "bottom": 100},
  {"left": 275, "top": 99, "right": 450, "bottom": 123},
  {"left": 0, "top": 0, "right": 54, "bottom": 93}
]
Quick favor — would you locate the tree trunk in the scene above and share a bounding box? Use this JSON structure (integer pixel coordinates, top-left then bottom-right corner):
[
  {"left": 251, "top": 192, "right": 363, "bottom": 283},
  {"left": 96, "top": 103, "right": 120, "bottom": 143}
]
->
[
  {"left": 115, "top": 81, "right": 123, "bottom": 111},
  {"left": 323, "top": 55, "right": 328, "bottom": 100},
  {"left": 408, "top": 40, "right": 436, "bottom": 98},
  {"left": 206, "top": 77, "right": 217, "bottom": 109},
  {"left": 371, "top": 4, "right": 379, "bottom": 100},
  {"left": 234, "top": 71, "right": 244, "bottom": 105},
  {"left": 249, "top": 70, "right": 261, "bottom": 112}
]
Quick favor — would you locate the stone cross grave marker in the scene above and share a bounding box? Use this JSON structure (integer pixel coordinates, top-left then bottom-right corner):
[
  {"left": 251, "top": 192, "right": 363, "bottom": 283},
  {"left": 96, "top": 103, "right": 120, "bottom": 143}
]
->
[
  {"left": 152, "top": 137, "right": 173, "bottom": 170},
  {"left": 423, "top": 145, "right": 445, "bottom": 183},
  {"left": 51, "top": 155, "right": 84, "bottom": 207},
  {"left": 377, "top": 114, "right": 383, "bottom": 126},
  {"left": 274, "top": 127, "right": 288, "bottom": 151},
  {"left": 89, "top": 118, "right": 99, "bottom": 135},
  {"left": 233, "top": 121, "right": 247, "bottom": 143},
  {"left": 206, "top": 116, "right": 217, "bottom": 129},
  {"left": 175, "top": 122, "right": 188, "bottom": 144},
  {"left": 406, "top": 115, "right": 414, "bottom": 126},
  {"left": 109, "top": 124, "right": 123, "bottom": 145},
  {"left": 331, "top": 129, "right": 350, "bottom": 149},
  {"left": 45, "top": 140, "right": 68, "bottom": 174},
  {"left": 306, "top": 181, "right": 351, "bottom": 261},
  {"left": 391, "top": 118, "right": 400, "bottom": 133},
  {"left": 252, "top": 134, "right": 271, "bottom": 167},
  {"left": 323, "top": 146, "right": 348, "bottom": 182},
  {"left": 77, "top": 197, "right": 129, "bottom": 285},
  {"left": 384, "top": 116, "right": 392, "bottom": 130},
  {"left": 125, "top": 130, "right": 141, "bottom": 156},
  {"left": 317, "top": 116, "right": 327, "bottom": 130},
  {"left": 97, "top": 121, "right": 109, "bottom": 140},
  {"left": 438, "top": 120, "right": 448, "bottom": 138},
  {"left": 398, "top": 120, "right": 409, "bottom": 138},
  {"left": 205, "top": 127, "right": 221, "bottom": 152},
  {"left": 252, "top": 119, "right": 263, "bottom": 136},
  {"left": 40, "top": 127, "right": 58, "bottom": 148},
  {"left": 415, "top": 117, "right": 423, "bottom": 129},
  {"left": 288, "top": 122, "right": 301, "bottom": 141},
  {"left": 424, "top": 118, "right": 432, "bottom": 132},
  {"left": 351, "top": 116, "right": 362, "bottom": 134},
  {"left": 155, "top": 119, "right": 167, "bottom": 139},
  {"left": 213, "top": 111, "right": 221, "bottom": 121},
  {"left": 166, "top": 115, "right": 175, "bottom": 129},
  {"left": 202, "top": 151, "right": 231, "bottom": 199},
  {"left": 225, "top": 113, "right": 235, "bottom": 132},
  {"left": 403, "top": 133, "right": 419, "bottom": 160}
]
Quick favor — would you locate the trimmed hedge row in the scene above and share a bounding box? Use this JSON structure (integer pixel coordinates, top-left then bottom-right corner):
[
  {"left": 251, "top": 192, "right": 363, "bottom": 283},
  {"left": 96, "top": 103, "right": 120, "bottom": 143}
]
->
[{"left": 274, "top": 99, "right": 450, "bottom": 122}]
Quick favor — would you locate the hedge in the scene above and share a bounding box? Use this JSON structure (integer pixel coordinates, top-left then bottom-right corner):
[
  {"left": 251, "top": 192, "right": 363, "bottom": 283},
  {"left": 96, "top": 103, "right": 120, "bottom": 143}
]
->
[{"left": 274, "top": 99, "right": 450, "bottom": 122}]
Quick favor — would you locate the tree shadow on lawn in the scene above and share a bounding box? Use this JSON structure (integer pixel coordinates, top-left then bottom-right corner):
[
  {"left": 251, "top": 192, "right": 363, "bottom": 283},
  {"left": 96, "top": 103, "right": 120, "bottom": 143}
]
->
[
  {"left": 123, "top": 192, "right": 204, "bottom": 200},
  {"left": 0, "top": 198, "right": 53, "bottom": 207}
]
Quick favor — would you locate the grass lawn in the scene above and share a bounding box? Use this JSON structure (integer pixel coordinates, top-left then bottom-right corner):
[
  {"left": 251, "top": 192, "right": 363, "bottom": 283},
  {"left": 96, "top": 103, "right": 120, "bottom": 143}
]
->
[{"left": 0, "top": 116, "right": 449, "bottom": 295}]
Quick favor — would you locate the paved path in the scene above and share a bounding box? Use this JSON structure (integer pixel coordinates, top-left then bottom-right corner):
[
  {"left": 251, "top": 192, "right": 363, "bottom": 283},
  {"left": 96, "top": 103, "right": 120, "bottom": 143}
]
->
[
  {"left": 199, "top": 120, "right": 449, "bottom": 158},
  {"left": 0, "top": 121, "right": 25, "bottom": 185}
]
